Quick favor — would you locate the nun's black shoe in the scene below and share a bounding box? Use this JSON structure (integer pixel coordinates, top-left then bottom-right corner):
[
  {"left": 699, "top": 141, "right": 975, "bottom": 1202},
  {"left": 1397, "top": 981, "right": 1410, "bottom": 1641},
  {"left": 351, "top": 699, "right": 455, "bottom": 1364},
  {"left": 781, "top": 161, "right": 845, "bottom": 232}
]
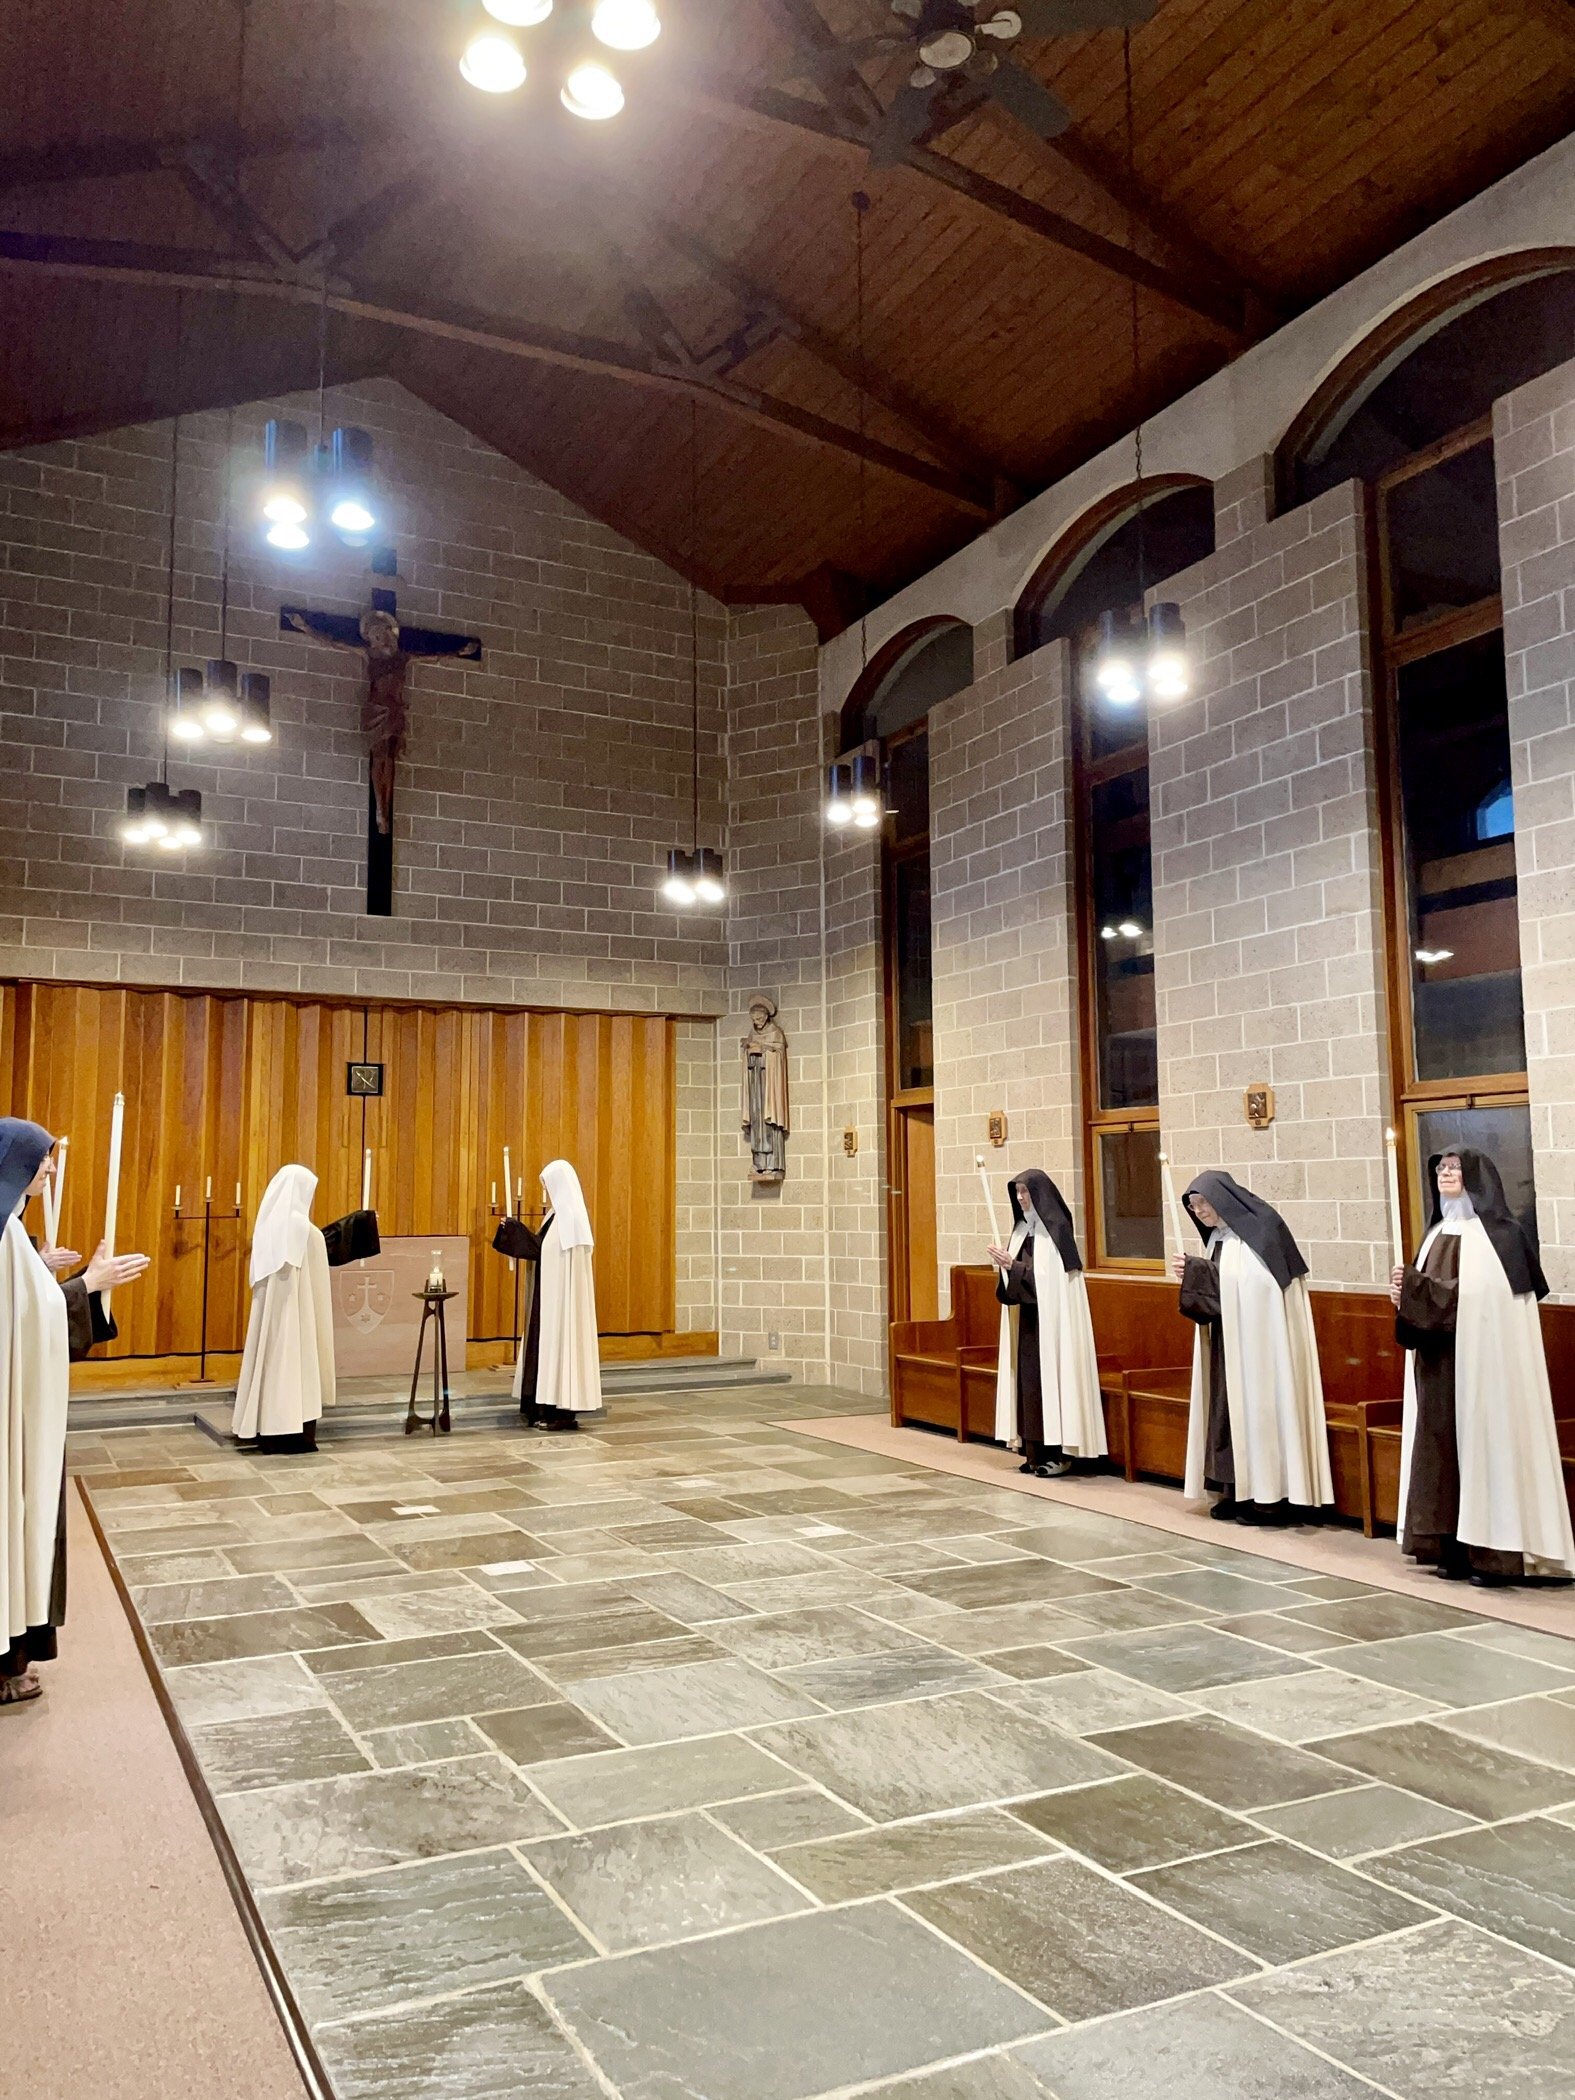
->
[
  {"left": 541, "top": 1413, "right": 581, "bottom": 1432},
  {"left": 1469, "top": 1570, "right": 1511, "bottom": 1588},
  {"left": 1031, "top": 1457, "right": 1073, "bottom": 1479},
  {"left": 1208, "top": 1497, "right": 1239, "bottom": 1522},
  {"left": 1433, "top": 1563, "right": 1471, "bottom": 1581}
]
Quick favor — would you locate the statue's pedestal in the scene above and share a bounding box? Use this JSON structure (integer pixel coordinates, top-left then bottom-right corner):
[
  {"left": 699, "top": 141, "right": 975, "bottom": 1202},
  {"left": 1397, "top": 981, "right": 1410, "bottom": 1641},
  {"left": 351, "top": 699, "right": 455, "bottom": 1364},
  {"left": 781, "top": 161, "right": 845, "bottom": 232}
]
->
[{"left": 331, "top": 1235, "right": 471, "bottom": 1377}]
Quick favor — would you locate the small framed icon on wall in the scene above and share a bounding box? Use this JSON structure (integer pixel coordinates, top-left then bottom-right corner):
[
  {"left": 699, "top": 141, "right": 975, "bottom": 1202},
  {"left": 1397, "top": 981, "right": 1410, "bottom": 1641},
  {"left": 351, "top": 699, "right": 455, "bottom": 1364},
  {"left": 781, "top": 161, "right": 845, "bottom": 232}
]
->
[{"left": 347, "top": 1062, "right": 385, "bottom": 1098}]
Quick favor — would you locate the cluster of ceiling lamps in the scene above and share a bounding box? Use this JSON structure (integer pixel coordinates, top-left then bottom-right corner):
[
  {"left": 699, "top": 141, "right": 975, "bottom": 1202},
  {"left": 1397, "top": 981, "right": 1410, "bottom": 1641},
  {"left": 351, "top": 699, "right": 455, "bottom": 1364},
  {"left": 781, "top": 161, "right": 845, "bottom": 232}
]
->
[
  {"left": 120, "top": 782, "right": 205, "bottom": 851},
  {"left": 460, "top": 0, "right": 660, "bottom": 118},
  {"left": 1099, "top": 919, "right": 1145, "bottom": 941},
  {"left": 257, "top": 420, "right": 380, "bottom": 553},
  {"left": 824, "top": 750, "right": 884, "bottom": 830},
  {"left": 1091, "top": 600, "right": 1190, "bottom": 708},
  {"left": 661, "top": 847, "right": 727, "bottom": 907}
]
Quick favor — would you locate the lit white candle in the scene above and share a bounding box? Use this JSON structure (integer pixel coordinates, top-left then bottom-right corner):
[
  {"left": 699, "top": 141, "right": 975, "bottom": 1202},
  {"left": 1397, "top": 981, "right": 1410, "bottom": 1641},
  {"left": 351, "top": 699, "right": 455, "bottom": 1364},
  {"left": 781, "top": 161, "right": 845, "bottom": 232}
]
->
[
  {"left": 974, "top": 1153, "right": 1003, "bottom": 1246},
  {"left": 205, "top": 1175, "right": 212, "bottom": 1203},
  {"left": 174, "top": 1183, "right": 182, "bottom": 1213},
  {"left": 490, "top": 1180, "right": 497, "bottom": 1207},
  {"left": 362, "top": 1147, "right": 372, "bottom": 1210},
  {"left": 102, "top": 1092, "right": 125, "bottom": 1314},
  {"left": 235, "top": 1182, "right": 241, "bottom": 1210},
  {"left": 1158, "top": 1150, "right": 1187, "bottom": 1259},
  {"left": 502, "top": 1146, "right": 512, "bottom": 1217},
  {"left": 1385, "top": 1126, "right": 1405, "bottom": 1269}
]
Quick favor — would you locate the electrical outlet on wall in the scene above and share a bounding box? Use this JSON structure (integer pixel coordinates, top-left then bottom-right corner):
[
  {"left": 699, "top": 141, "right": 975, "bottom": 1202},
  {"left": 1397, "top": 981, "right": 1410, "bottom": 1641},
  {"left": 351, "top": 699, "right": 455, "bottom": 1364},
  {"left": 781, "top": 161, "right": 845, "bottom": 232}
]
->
[{"left": 768, "top": 1331, "right": 781, "bottom": 1352}]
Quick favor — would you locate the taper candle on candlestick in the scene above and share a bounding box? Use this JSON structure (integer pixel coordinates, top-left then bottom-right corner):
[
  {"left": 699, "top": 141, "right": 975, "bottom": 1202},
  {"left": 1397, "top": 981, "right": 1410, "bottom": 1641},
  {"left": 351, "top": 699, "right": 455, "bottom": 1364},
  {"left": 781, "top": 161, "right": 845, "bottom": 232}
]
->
[
  {"left": 1384, "top": 1126, "right": 1405, "bottom": 1269},
  {"left": 362, "top": 1147, "right": 372, "bottom": 1210},
  {"left": 974, "top": 1153, "right": 1004, "bottom": 1246},
  {"left": 235, "top": 1182, "right": 241, "bottom": 1211},
  {"left": 174, "top": 1183, "right": 182, "bottom": 1213},
  {"left": 1158, "top": 1151, "right": 1187, "bottom": 1258},
  {"left": 503, "top": 1147, "right": 513, "bottom": 1217},
  {"left": 102, "top": 1091, "right": 125, "bottom": 1314},
  {"left": 205, "top": 1175, "right": 212, "bottom": 1203}
]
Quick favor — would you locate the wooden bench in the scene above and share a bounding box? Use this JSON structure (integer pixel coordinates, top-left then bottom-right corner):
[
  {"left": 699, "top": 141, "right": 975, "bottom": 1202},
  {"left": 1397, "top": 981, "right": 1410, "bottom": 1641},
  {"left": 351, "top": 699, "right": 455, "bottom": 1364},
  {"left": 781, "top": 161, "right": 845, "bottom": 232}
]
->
[{"left": 894, "top": 1266, "right": 1575, "bottom": 1534}]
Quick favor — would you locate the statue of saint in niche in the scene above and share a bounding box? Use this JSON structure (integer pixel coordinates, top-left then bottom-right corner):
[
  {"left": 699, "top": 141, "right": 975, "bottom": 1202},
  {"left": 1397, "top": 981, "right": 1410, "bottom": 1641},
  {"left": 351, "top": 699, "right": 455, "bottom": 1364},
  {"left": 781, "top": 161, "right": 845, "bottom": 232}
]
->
[{"left": 741, "top": 997, "right": 790, "bottom": 1186}]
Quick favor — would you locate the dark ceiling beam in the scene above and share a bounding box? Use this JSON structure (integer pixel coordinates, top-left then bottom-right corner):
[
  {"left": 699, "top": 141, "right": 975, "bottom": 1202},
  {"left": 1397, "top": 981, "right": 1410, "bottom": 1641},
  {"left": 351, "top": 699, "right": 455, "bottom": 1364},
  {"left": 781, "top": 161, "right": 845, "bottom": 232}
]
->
[
  {"left": 295, "top": 166, "right": 435, "bottom": 274},
  {"left": 0, "top": 231, "right": 992, "bottom": 513},
  {"left": 0, "top": 121, "right": 343, "bottom": 197},
  {"left": 646, "top": 212, "right": 1021, "bottom": 504},
  {"left": 168, "top": 146, "right": 300, "bottom": 272},
  {"left": 755, "top": 0, "right": 886, "bottom": 133},
  {"left": 682, "top": 72, "right": 1250, "bottom": 336}
]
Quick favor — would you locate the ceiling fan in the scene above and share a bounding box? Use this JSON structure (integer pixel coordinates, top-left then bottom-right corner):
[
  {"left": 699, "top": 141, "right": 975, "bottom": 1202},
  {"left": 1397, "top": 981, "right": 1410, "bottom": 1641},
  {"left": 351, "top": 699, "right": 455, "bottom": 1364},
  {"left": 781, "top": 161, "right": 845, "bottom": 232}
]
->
[{"left": 788, "top": 0, "right": 1156, "bottom": 166}]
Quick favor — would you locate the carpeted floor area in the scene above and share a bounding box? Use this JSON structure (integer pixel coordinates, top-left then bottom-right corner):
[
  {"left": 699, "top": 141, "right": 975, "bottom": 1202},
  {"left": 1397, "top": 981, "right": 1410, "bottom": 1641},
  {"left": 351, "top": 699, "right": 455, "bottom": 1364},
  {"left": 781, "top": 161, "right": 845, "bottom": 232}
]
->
[
  {"left": 70, "top": 1382, "right": 1575, "bottom": 2100},
  {"left": 0, "top": 1488, "right": 310, "bottom": 2100}
]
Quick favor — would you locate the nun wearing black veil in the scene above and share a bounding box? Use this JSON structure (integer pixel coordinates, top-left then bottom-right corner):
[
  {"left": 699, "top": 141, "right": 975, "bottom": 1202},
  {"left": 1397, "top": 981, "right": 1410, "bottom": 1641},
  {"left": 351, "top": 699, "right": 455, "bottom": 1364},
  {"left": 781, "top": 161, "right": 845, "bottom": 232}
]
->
[
  {"left": 1175, "top": 1171, "right": 1333, "bottom": 1524},
  {"left": 1392, "top": 1148, "right": 1574, "bottom": 1585},
  {"left": 989, "top": 1169, "right": 1105, "bottom": 1478},
  {"left": 0, "top": 1118, "right": 148, "bottom": 1705}
]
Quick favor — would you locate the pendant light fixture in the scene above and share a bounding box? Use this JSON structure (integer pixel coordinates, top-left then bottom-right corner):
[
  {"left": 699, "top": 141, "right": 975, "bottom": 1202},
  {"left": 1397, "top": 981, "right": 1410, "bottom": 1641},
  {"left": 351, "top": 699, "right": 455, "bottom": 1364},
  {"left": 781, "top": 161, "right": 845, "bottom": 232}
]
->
[
  {"left": 825, "top": 191, "right": 887, "bottom": 833},
  {"left": 1091, "top": 30, "right": 1190, "bottom": 712},
  {"left": 459, "top": 0, "right": 659, "bottom": 113},
  {"left": 123, "top": 389, "right": 205, "bottom": 854},
  {"left": 659, "top": 400, "right": 726, "bottom": 911}
]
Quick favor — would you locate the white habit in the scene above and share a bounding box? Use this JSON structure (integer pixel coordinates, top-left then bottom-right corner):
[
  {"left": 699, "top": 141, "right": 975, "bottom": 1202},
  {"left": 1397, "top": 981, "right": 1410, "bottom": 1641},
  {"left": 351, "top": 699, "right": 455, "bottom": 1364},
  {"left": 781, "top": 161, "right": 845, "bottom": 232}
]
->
[
  {"left": 517, "top": 1158, "right": 603, "bottom": 1416},
  {"left": 993, "top": 1216, "right": 1106, "bottom": 1459},
  {"left": 1183, "top": 1227, "right": 1333, "bottom": 1508},
  {"left": 232, "top": 1164, "right": 335, "bottom": 1439},
  {"left": 1, "top": 1211, "right": 69, "bottom": 1662},
  {"left": 1400, "top": 1207, "right": 1575, "bottom": 1574}
]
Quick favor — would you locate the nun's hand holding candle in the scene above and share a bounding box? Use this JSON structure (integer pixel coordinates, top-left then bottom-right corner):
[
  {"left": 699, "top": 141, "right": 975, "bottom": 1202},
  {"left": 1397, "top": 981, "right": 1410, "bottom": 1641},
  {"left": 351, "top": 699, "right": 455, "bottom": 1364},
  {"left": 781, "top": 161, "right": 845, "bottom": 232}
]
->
[{"left": 0, "top": 1120, "right": 148, "bottom": 1703}]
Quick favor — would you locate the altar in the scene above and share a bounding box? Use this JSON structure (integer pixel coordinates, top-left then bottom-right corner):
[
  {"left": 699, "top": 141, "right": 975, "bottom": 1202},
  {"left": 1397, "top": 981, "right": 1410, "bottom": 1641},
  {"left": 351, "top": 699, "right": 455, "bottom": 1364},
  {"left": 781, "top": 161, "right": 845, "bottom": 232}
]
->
[{"left": 330, "top": 1235, "right": 472, "bottom": 1377}]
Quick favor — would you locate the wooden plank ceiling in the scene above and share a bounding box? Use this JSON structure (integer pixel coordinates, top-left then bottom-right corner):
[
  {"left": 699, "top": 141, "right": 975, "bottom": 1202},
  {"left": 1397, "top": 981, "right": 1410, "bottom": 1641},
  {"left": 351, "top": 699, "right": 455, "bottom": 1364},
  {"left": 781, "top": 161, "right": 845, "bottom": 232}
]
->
[{"left": 0, "top": 0, "right": 1570, "bottom": 630}]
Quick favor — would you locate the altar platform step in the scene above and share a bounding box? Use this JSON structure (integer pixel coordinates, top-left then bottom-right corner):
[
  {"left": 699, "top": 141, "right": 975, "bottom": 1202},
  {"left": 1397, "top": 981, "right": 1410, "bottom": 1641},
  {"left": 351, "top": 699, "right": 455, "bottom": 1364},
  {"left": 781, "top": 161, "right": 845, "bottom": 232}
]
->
[{"left": 69, "top": 1356, "right": 790, "bottom": 1439}]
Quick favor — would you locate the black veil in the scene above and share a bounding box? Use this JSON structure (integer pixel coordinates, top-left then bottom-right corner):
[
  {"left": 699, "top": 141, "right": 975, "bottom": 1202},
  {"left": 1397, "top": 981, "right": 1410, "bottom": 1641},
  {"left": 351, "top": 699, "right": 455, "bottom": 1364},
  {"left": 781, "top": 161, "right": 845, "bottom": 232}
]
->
[
  {"left": 0, "top": 1118, "right": 55, "bottom": 1228},
  {"left": 1007, "top": 1168, "right": 1083, "bottom": 1274},
  {"left": 1425, "top": 1148, "right": 1547, "bottom": 1300},
  {"left": 1183, "top": 1170, "right": 1308, "bottom": 1291}
]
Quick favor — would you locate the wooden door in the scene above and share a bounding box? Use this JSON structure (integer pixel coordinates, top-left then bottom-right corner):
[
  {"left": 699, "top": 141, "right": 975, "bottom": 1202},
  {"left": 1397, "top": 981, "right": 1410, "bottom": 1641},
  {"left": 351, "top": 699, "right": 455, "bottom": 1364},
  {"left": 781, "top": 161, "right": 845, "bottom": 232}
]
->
[{"left": 892, "top": 1101, "right": 938, "bottom": 1324}]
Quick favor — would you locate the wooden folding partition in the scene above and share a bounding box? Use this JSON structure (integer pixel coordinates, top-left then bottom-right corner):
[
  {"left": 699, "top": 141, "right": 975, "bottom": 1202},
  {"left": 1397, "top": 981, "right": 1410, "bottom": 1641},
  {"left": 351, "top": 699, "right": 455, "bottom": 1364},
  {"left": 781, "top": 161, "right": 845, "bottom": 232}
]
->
[{"left": 0, "top": 983, "right": 677, "bottom": 1358}]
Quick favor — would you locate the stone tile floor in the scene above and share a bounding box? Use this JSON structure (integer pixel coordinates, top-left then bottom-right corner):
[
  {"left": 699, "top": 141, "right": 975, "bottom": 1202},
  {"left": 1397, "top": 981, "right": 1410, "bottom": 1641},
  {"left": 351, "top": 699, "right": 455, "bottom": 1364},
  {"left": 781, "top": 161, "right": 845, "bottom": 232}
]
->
[{"left": 72, "top": 1386, "right": 1575, "bottom": 2100}]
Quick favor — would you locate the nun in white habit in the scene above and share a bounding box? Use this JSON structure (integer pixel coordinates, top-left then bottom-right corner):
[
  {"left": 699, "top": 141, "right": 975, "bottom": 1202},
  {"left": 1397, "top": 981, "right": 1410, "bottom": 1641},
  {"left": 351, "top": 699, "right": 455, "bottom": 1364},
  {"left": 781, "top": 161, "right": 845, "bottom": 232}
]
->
[
  {"left": 1392, "top": 1148, "right": 1574, "bottom": 1586},
  {"left": 1, "top": 1118, "right": 148, "bottom": 1704},
  {"left": 1176, "top": 1171, "right": 1333, "bottom": 1525},
  {"left": 232, "top": 1164, "right": 335, "bottom": 1451},
  {"left": 509, "top": 1158, "right": 603, "bottom": 1430},
  {"left": 989, "top": 1169, "right": 1106, "bottom": 1478}
]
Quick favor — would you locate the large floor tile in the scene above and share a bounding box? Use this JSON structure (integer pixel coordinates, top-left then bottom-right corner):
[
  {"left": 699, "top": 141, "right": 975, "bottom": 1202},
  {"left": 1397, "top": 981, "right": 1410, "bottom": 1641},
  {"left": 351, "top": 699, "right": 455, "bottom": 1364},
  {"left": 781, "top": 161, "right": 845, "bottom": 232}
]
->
[
  {"left": 625, "top": 1573, "right": 761, "bottom": 1622},
  {"left": 709, "top": 1606, "right": 926, "bottom": 1669},
  {"left": 1010, "top": 1773, "right": 1257, "bottom": 1873},
  {"left": 218, "top": 1753, "right": 564, "bottom": 1886},
  {"left": 1366, "top": 1816, "right": 1575, "bottom": 1967},
  {"left": 545, "top": 1899, "right": 1048, "bottom": 2100},
  {"left": 1015, "top": 1991, "right": 1380, "bottom": 2098},
  {"left": 1000, "top": 1668, "right": 1193, "bottom": 1735},
  {"left": 1250, "top": 1782, "right": 1477, "bottom": 1858},
  {"left": 896, "top": 1562, "right": 1124, "bottom": 1611},
  {"left": 163, "top": 1652, "right": 332, "bottom": 1727},
  {"left": 1331, "top": 1632, "right": 1575, "bottom": 1708},
  {"left": 473, "top": 1701, "right": 620, "bottom": 1763},
  {"left": 188, "top": 1706, "right": 370, "bottom": 1791},
  {"left": 353, "top": 1586, "right": 526, "bottom": 1638},
  {"left": 1194, "top": 1666, "right": 1443, "bottom": 1741},
  {"left": 525, "top": 1810, "right": 812, "bottom": 1951},
  {"left": 1141, "top": 1569, "right": 1313, "bottom": 1615},
  {"left": 565, "top": 1655, "right": 822, "bottom": 1743},
  {"left": 754, "top": 1690, "right": 1130, "bottom": 1821},
  {"left": 1312, "top": 1720, "right": 1575, "bottom": 1820},
  {"left": 866, "top": 2054, "right": 1051, "bottom": 2100},
  {"left": 774, "top": 1647, "right": 1003, "bottom": 1709},
  {"left": 147, "top": 1601, "right": 380, "bottom": 1667},
  {"left": 1089, "top": 1716, "right": 1354, "bottom": 1809},
  {"left": 493, "top": 1604, "right": 690, "bottom": 1661},
  {"left": 315, "top": 1978, "right": 606, "bottom": 2100},
  {"left": 1062, "top": 1623, "right": 1312, "bottom": 1694},
  {"left": 527, "top": 1733, "right": 805, "bottom": 1826},
  {"left": 1436, "top": 1694, "right": 1575, "bottom": 1770},
  {"left": 708, "top": 1787, "right": 869, "bottom": 1848},
  {"left": 771, "top": 1806, "right": 1054, "bottom": 1901},
  {"left": 1233, "top": 1917, "right": 1575, "bottom": 2099},
  {"left": 262, "top": 1848, "right": 592, "bottom": 2021},
  {"left": 313, "top": 1648, "right": 555, "bottom": 1731},
  {"left": 1133, "top": 1837, "right": 1433, "bottom": 1962},
  {"left": 129, "top": 1574, "right": 298, "bottom": 1622},
  {"left": 908, "top": 1857, "right": 1255, "bottom": 2020},
  {"left": 896, "top": 1603, "right": 1099, "bottom": 1655},
  {"left": 1280, "top": 1593, "right": 1483, "bottom": 1643}
]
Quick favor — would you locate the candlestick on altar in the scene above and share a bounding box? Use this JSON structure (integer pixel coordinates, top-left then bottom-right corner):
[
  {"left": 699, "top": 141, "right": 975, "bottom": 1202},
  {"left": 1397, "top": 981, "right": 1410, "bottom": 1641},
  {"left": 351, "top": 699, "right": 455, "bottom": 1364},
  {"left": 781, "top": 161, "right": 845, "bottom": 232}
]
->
[
  {"left": 1158, "top": 1151, "right": 1187, "bottom": 1260},
  {"left": 362, "top": 1147, "right": 373, "bottom": 1211},
  {"left": 1384, "top": 1126, "right": 1405, "bottom": 1270},
  {"left": 102, "top": 1092, "right": 125, "bottom": 1314},
  {"left": 974, "top": 1153, "right": 1004, "bottom": 1247}
]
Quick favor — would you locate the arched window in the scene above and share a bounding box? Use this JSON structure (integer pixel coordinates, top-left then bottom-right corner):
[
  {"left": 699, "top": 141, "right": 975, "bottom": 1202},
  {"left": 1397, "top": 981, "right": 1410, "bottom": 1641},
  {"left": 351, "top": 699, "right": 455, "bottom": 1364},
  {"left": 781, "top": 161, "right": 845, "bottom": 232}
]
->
[
  {"left": 1281, "top": 257, "right": 1575, "bottom": 1242},
  {"left": 1017, "top": 482, "right": 1216, "bottom": 1267},
  {"left": 840, "top": 617, "right": 973, "bottom": 1327}
]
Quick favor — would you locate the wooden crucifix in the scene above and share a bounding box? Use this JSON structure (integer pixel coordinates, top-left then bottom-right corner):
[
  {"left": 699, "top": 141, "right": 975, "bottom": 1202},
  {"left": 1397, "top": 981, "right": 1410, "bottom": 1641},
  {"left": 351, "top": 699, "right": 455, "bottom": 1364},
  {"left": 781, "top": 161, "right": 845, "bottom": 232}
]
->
[{"left": 282, "top": 562, "right": 482, "bottom": 917}]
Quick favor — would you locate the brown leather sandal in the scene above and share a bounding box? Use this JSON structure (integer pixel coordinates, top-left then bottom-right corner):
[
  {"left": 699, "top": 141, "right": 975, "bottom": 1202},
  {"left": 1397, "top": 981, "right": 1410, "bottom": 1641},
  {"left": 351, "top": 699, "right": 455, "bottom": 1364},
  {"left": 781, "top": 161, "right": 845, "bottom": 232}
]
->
[{"left": 0, "top": 1667, "right": 43, "bottom": 1705}]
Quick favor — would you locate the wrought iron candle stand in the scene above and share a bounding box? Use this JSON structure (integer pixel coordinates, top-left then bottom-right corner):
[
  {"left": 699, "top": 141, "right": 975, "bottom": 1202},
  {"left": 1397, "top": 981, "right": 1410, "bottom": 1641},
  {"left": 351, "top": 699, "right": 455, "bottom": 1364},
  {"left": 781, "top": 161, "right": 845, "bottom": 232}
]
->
[
  {"left": 405, "top": 1280, "right": 457, "bottom": 1436},
  {"left": 173, "top": 1186, "right": 242, "bottom": 1384}
]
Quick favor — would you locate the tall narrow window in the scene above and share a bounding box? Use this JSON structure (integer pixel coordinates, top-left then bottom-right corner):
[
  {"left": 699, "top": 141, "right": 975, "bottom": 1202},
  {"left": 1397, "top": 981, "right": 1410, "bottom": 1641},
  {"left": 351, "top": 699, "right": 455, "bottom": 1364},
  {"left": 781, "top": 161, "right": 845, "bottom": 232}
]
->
[
  {"left": 1377, "top": 420, "right": 1535, "bottom": 1240},
  {"left": 1019, "top": 483, "right": 1215, "bottom": 1266}
]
